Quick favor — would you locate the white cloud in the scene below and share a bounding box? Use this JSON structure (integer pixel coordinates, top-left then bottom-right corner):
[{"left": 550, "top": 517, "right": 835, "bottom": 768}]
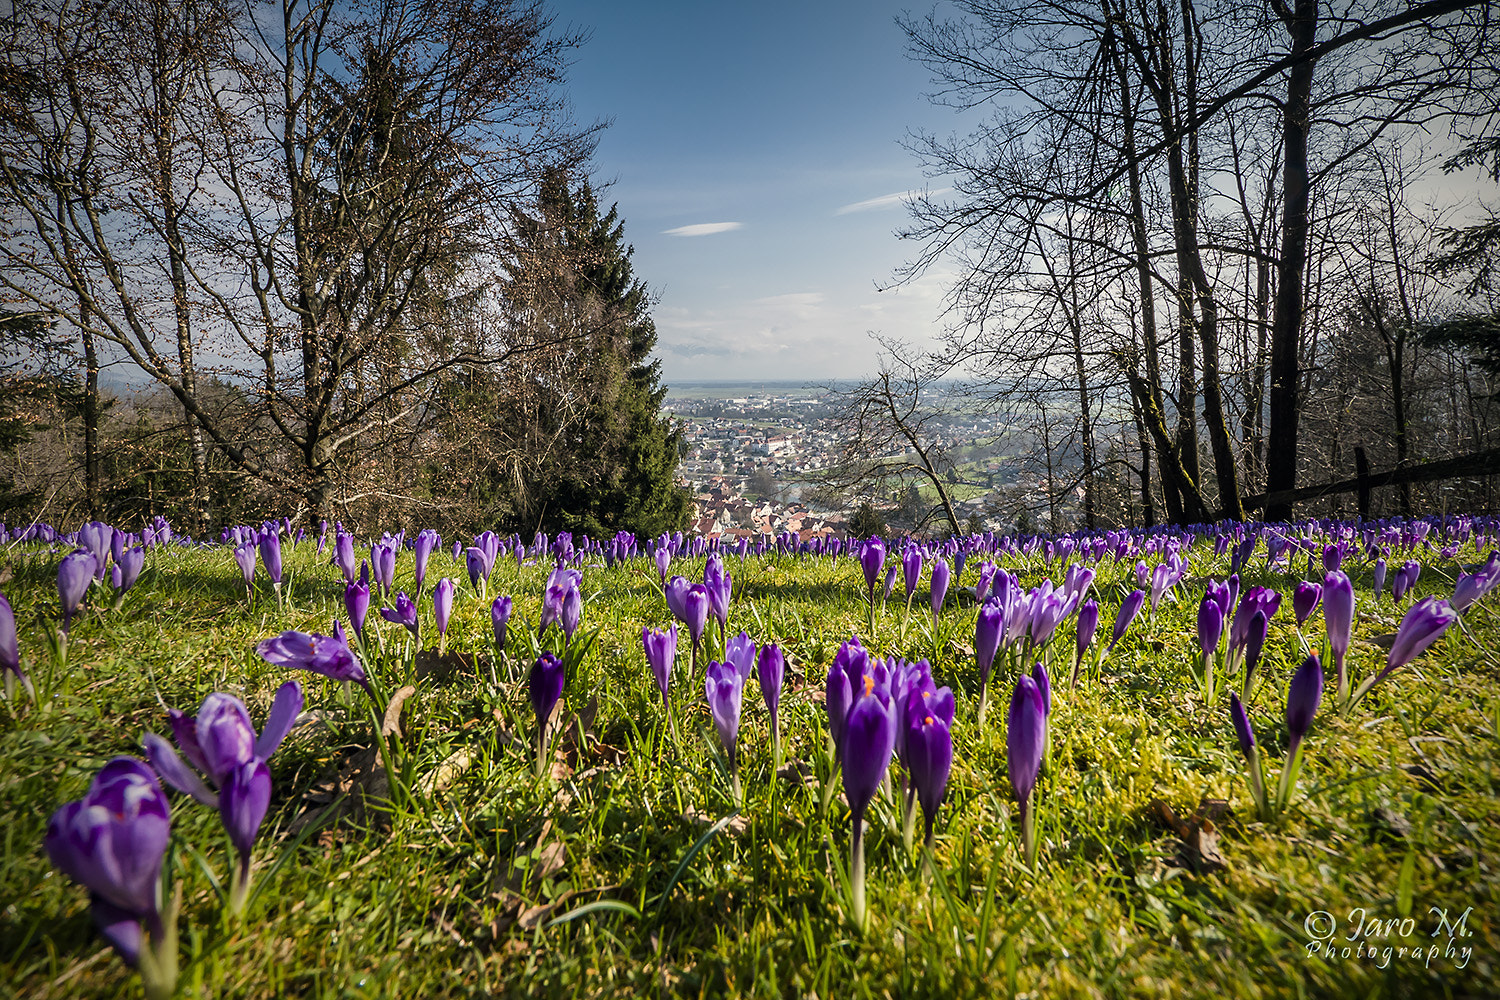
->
[
  {"left": 835, "top": 187, "right": 952, "bottom": 215},
  {"left": 661, "top": 221, "right": 743, "bottom": 237}
]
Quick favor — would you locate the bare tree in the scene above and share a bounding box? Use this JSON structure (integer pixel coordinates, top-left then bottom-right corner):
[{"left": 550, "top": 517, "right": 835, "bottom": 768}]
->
[
  {"left": 821, "top": 342, "right": 964, "bottom": 536},
  {"left": 0, "top": 0, "right": 597, "bottom": 526}
]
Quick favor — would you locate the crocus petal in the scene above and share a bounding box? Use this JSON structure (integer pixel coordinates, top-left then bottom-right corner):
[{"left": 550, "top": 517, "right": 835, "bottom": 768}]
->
[
  {"left": 254, "top": 681, "right": 304, "bottom": 760},
  {"left": 220, "top": 758, "right": 271, "bottom": 857},
  {"left": 141, "top": 732, "right": 218, "bottom": 807},
  {"left": 195, "top": 694, "right": 257, "bottom": 786}
]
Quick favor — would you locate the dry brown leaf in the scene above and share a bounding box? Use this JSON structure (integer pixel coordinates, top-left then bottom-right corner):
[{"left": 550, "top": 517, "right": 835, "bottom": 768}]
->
[{"left": 382, "top": 685, "right": 416, "bottom": 739}]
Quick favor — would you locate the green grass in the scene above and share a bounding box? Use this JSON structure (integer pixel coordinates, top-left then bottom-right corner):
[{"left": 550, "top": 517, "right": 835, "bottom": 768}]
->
[{"left": 1, "top": 536, "right": 1497, "bottom": 998}]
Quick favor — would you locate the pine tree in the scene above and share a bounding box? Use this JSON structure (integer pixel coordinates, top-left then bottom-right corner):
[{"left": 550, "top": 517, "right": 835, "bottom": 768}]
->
[{"left": 484, "top": 169, "right": 687, "bottom": 538}]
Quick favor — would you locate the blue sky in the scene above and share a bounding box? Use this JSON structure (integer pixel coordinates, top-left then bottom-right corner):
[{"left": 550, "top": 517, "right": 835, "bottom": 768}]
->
[{"left": 555, "top": 1, "right": 964, "bottom": 383}]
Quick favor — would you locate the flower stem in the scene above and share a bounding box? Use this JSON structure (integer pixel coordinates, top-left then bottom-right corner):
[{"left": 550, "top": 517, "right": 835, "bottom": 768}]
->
[{"left": 850, "top": 814, "right": 867, "bottom": 934}]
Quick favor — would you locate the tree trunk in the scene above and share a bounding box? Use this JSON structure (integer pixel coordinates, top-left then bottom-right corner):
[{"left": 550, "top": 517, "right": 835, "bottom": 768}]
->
[
  {"left": 1264, "top": 0, "right": 1319, "bottom": 522},
  {"left": 1106, "top": 10, "right": 1181, "bottom": 524}
]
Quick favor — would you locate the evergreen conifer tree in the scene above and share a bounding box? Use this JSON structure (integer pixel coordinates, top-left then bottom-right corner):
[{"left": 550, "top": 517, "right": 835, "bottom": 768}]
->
[{"left": 484, "top": 169, "right": 687, "bottom": 537}]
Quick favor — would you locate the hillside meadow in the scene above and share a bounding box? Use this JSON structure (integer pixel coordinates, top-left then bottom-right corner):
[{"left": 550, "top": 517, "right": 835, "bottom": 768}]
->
[{"left": 0, "top": 519, "right": 1496, "bottom": 999}]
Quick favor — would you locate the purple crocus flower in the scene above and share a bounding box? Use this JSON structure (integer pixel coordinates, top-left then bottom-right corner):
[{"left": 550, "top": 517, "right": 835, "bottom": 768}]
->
[
  {"left": 258, "top": 531, "right": 283, "bottom": 587},
  {"left": 491, "top": 596, "right": 513, "bottom": 652},
  {"left": 1109, "top": 589, "right": 1146, "bottom": 650},
  {"left": 540, "top": 567, "right": 583, "bottom": 636},
  {"left": 975, "top": 600, "right": 1004, "bottom": 688},
  {"left": 257, "top": 628, "right": 370, "bottom": 695},
  {"left": 930, "top": 558, "right": 950, "bottom": 616},
  {"left": 1007, "top": 674, "right": 1047, "bottom": 866},
  {"left": 724, "top": 630, "right": 757, "bottom": 680},
  {"left": 1230, "top": 692, "right": 1256, "bottom": 757},
  {"left": 1322, "top": 570, "right": 1354, "bottom": 703},
  {"left": 682, "top": 584, "right": 710, "bottom": 653},
  {"left": 882, "top": 564, "right": 898, "bottom": 603},
  {"left": 0, "top": 591, "right": 29, "bottom": 697},
  {"left": 465, "top": 547, "right": 487, "bottom": 593},
  {"left": 1392, "top": 560, "right": 1421, "bottom": 602},
  {"left": 665, "top": 575, "right": 691, "bottom": 622},
  {"left": 1242, "top": 609, "right": 1269, "bottom": 697},
  {"left": 653, "top": 547, "right": 671, "bottom": 584},
  {"left": 381, "top": 592, "right": 419, "bottom": 642},
  {"left": 1373, "top": 557, "right": 1388, "bottom": 599},
  {"left": 45, "top": 758, "right": 172, "bottom": 970},
  {"left": 1285, "top": 654, "right": 1323, "bottom": 756},
  {"left": 345, "top": 580, "right": 370, "bottom": 641},
  {"left": 859, "top": 537, "right": 885, "bottom": 597},
  {"left": 757, "top": 643, "right": 785, "bottom": 753},
  {"left": 529, "top": 652, "right": 566, "bottom": 773},
  {"left": 643, "top": 624, "right": 676, "bottom": 706},
  {"left": 413, "top": 529, "right": 440, "bottom": 591},
  {"left": 1229, "top": 586, "right": 1281, "bottom": 652},
  {"left": 58, "top": 549, "right": 96, "bottom": 634},
  {"left": 703, "top": 554, "right": 732, "bottom": 630},
  {"left": 842, "top": 674, "right": 895, "bottom": 931},
  {"left": 1322, "top": 543, "right": 1342, "bottom": 573},
  {"left": 1197, "top": 594, "right": 1224, "bottom": 658},
  {"left": 902, "top": 544, "right": 923, "bottom": 600},
  {"left": 1292, "top": 582, "right": 1321, "bottom": 627},
  {"left": 113, "top": 545, "right": 145, "bottom": 596},
  {"left": 1029, "top": 583, "right": 1067, "bottom": 648},
  {"left": 1346, "top": 596, "right": 1458, "bottom": 708},
  {"left": 333, "top": 532, "right": 357, "bottom": 584},
  {"left": 905, "top": 707, "right": 953, "bottom": 845},
  {"left": 371, "top": 540, "right": 397, "bottom": 596},
  {"left": 1075, "top": 599, "right": 1099, "bottom": 666},
  {"left": 704, "top": 659, "right": 745, "bottom": 775},
  {"left": 433, "top": 577, "right": 455, "bottom": 645},
  {"left": 233, "top": 542, "right": 256, "bottom": 593}
]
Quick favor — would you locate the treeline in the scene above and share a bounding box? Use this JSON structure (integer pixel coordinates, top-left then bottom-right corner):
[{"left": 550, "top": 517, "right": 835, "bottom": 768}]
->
[
  {"left": 830, "top": 0, "right": 1500, "bottom": 531},
  {"left": 0, "top": 0, "right": 686, "bottom": 540}
]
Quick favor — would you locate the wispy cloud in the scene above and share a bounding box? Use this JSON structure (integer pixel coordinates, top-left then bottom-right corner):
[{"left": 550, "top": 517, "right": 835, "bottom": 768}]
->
[
  {"left": 662, "top": 221, "right": 743, "bottom": 237},
  {"left": 835, "top": 187, "right": 952, "bottom": 215}
]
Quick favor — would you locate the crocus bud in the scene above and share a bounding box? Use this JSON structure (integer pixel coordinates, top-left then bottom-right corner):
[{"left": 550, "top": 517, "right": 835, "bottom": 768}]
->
[
  {"left": 233, "top": 543, "right": 256, "bottom": 590},
  {"left": 529, "top": 652, "right": 566, "bottom": 732},
  {"left": 756, "top": 643, "right": 784, "bottom": 728},
  {"left": 930, "top": 558, "right": 951, "bottom": 616},
  {"left": 859, "top": 537, "right": 885, "bottom": 594},
  {"left": 724, "top": 631, "right": 756, "bottom": 679},
  {"left": 258, "top": 531, "right": 283, "bottom": 585},
  {"left": 704, "top": 660, "right": 745, "bottom": 770},
  {"left": 902, "top": 545, "right": 923, "bottom": 598},
  {"left": 1322, "top": 570, "right": 1354, "bottom": 679},
  {"left": 345, "top": 581, "right": 370, "bottom": 640},
  {"left": 491, "top": 596, "right": 512, "bottom": 651},
  {"left": 1285, "top": 655, "right": 1323, "bottom": 754},
  {"left": 643, "top": 624, "right": 676, "bottom": 703},
  {"left": 682, "top": 585, "right": 710, "bottom": 648},
  {"left": 433, "top": 578, "right": 455, "bottom": 638},
  {"left": 1386, "top": 596, "right": 1457, "bottom": 672},
  {"left": 1006, "top": 675, "right": 1047, "bottom": 804},
  {"left": 1109, "top": 589, "right": 1146, "bottom": 649},
  {"left": 975, "top": 601, "right": 1004, "bottom": 682},
  {"left": 1292, "top": 581, "right": 1321, "bottom": 626},
  {"left": 842, "top": 677, "right": 896, "bottom": 823},
  {"left": 1229, "top": 692, "right": 1256, "bottom": 757},
  {"left": 1075, "top": 598, "right": 1099, "bottom": 662},
  {"left": 1197, "top": 595, "right": 1224, "bottom": 658}
]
